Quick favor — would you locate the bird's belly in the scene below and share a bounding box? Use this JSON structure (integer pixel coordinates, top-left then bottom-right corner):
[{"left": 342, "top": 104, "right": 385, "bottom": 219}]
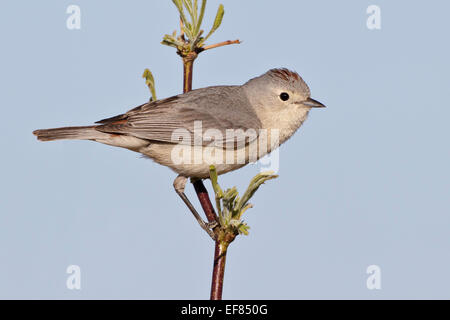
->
[{"left": 139, "top": 143, "right": 269, "bottom": 178}]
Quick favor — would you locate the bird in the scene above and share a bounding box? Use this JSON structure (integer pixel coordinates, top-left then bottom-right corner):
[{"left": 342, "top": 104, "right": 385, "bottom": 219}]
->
[{"left": 33, "top": 68, "right": 325, "bottom": 238}]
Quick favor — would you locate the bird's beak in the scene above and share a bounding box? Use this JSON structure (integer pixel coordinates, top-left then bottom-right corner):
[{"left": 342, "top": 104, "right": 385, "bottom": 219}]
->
[{"left": 303, "top": 97, "right": 326, "bottom": 108}]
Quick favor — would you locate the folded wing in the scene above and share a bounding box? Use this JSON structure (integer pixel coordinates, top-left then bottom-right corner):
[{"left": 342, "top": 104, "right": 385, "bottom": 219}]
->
[{"left": 95, "top": 86, "right": 261, "bottom": 148}]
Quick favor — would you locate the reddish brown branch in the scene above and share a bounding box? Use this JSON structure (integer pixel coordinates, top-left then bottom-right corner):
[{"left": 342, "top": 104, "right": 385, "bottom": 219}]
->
[
  {"left": 192, "top": 180, "right": 226, "bottom": 300},
  {"left": 192, "top": 180, "right": 218, "bottom": 225},
  {"left": 210, "top": 242, "right": 228, "bottom": 300},
  {"left": 182, "top": 53, "right": 226, "bottom": 300},
  {"left": 182, "top": 54, "right": 196, "bottom": 93}
]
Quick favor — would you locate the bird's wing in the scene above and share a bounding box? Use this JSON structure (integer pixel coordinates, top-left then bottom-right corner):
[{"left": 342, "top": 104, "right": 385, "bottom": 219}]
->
[{"left": 95, "top": 86, "right": 262, "bottom": 148}]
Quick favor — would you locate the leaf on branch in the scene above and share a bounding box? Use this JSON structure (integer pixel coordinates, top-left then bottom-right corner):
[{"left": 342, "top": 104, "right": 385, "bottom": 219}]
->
[
  {"left": 209, "top": 165, "right": 223, "bottom": 198},
  {"left": 201, "top": 4, "right": 224, "bottom": 44},
  {"left": 238, "top": 203, "right": 253, "bottom": 220},
  {"left": 142, "top": 69, "right": 157, "bottom": 101},
  {"left": 183, "top": 0, "right": 195, "bottom": 25},
  {"left": 195, "top": 0, "right": 207, "bottom": 34},
  {"left": 237, "top": 171, "right": 278, "bottom": 214},
  {"left": 212, "top": 4, "right": 225, "bottom": 32},
  {"left": 190, "top": 29, "right": 204, "bottom": 50},
  {"left": 208, "top": 165, "right": 278, "bottom": 237},
  {"left": 238, "top": 223, "right": 250, "bottom": 236},
  {"left": 161, "top": 34, "right": 184, "bottom": 48},
  {"left": 165, "top": 1, "right": 237, "bottom": 55},
  {"left": 172, "top": 0, "right": 189, "bottom": 28}
]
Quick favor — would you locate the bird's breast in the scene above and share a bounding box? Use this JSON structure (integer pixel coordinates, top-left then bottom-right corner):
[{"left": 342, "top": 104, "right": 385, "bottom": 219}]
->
[{"left": 259, "top": 107, "right": 310, "bottom": 147}]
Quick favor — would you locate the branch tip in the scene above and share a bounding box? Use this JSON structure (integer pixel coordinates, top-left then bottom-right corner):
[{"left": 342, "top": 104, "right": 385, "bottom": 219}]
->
[{"left": 202, "top": 39, "right": 241, "bottom": 51}]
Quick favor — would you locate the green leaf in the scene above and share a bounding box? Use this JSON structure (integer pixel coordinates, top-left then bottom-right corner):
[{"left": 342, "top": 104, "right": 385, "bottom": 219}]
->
[
  {"left": 209, "top": 165, "right": 223, "bottom": 197},
  {"left": 201, "top": 4, "right": 224, "bottom": 44},
  {"left": 162, "top": 34, "right": 183, "bottom": 46},
  {"left": 238, "top": 223, "right": 250, "bottom": 236},
  {"left": 161, "top": 40, "right": 177, "bottom": 49},
  {"left": 223, "top": 187, "right": 237, "bottom": 199},
  {"left": 161, "top": 33, "right": 185, "bottom": 51},
  {"left": 209, "top": 165, "right": 224, "bottom": 217},
  {"left": 182, "top": 25, "right": 195, "bottom": 40},
  {"left": 224, "top": 209, "right": 232, "bottom": 224},
  {"left": 195, "top": 0, "right": 207, "bottom": 34},
  {"left": 208, "top": 167, "right": 277, "bottom": 239},
  {"left": 212, "top": 4, "right": 225, "bottom": 32},
  {"left": 190, "top": 29, "right": 204, "bottom": 50},
  {"left": 142, "top": 69, "right": 157, "bottom": 101},
  {"left": 172, "top": 0, "right": 189, "bottom": 28},
  {"left": 183, "top": 0, "right": 194, "bottom": 23},
  {"left": 237, "top": 171, "right": 278, "bottom": 212},
  {"left": 237, "top": 203, "right": 253, "bottom": 219},
  {"left": 193, "top": 0, "right": 199, "bottom": 22}
]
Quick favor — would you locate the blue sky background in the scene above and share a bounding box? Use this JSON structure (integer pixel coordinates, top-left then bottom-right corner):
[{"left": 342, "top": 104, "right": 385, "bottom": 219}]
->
[{"left": 0, "top": 0, "right": 449, "bottom": 299}]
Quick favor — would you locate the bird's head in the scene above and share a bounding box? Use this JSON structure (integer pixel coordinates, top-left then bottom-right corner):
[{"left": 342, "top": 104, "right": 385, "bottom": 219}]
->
[
  {"left": 243, "top": 68, "right": 326, "bottom": 112},
  {"left": 242, "top": 68, "right": 325, "bottom": 144}
]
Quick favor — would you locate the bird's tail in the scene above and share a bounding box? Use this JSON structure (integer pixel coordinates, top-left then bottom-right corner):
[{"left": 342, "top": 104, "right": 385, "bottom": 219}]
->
[{"left": 33, "top": 126, "right": 104, "bottom": 142}]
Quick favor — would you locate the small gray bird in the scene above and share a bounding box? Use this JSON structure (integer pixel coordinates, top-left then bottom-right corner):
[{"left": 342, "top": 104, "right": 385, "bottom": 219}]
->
[{"left": 33, "top": 68, "right": 325, "bottom": 238}]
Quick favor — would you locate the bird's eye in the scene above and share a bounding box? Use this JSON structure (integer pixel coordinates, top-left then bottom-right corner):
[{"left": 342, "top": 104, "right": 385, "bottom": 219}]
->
[{"left": 280, "top": 92, "right": 290, "bottom": 101}]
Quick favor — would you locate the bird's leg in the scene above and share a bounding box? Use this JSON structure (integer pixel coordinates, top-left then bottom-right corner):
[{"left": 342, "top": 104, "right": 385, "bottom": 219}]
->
[{"left": 173, "top": 175, "right": 217, "bottom": 240}]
